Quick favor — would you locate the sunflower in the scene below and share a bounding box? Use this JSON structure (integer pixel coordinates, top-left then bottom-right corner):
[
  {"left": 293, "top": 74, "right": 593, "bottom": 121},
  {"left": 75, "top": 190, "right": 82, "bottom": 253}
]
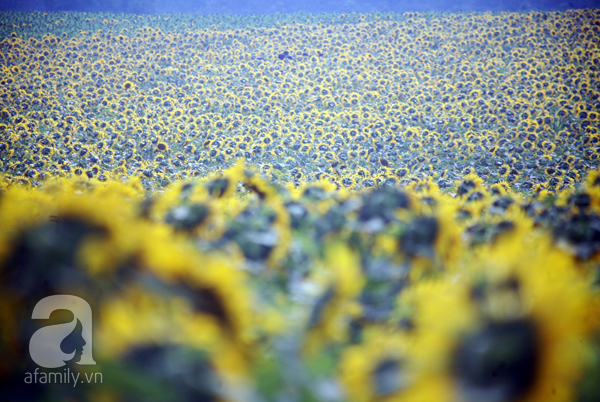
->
[
  {"left": 465, "top": 235, "right": 598, "bottom": 402},
  {"left": 339, "top": 327, "right": 420, "bottom": 402},
  {"left": 304, "top": 242, "right": 364, "bottom": 356},
  {"left": 123, "top": 81, "right": 134, "bottom": 90},
  {"left": 156, "top": 142, "right": 169, "bottom": 152}
]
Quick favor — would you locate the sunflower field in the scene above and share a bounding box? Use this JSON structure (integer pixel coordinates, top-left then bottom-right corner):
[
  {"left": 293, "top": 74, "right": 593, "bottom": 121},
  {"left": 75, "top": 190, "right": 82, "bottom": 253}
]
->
[{"left": 1, "top": 7, "right": 600, "bottom": 402}]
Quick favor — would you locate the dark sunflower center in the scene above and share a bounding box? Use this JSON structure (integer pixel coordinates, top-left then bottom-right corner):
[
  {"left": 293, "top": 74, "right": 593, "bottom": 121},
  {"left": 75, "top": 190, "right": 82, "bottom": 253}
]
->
[
  {"left": 372, "top": 358, "right": 405, "bottom": 397},
  {"left": 453, "top": 318, "right": 538, "bottom": 402}
]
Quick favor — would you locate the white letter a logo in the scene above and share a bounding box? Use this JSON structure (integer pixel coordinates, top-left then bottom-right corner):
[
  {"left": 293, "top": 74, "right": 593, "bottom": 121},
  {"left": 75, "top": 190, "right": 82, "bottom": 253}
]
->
[{"left": 29, "top": 295, "right": 96, "bottom": 368}]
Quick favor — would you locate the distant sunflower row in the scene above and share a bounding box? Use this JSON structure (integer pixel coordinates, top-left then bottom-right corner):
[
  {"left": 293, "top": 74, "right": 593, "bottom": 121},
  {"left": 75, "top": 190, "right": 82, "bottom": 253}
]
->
[
  {"left": 1, "top": 162, "right": 600, "bottom": 402},
  {"left": 1, "top": 8, "right": 600, "bottom": 191}
]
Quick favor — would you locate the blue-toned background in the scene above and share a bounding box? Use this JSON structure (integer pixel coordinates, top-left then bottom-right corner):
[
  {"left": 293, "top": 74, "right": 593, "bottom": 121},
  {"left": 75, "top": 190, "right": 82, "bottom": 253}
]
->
[{"left": 1, "top": 0, "right": 599, "bottom": 14}]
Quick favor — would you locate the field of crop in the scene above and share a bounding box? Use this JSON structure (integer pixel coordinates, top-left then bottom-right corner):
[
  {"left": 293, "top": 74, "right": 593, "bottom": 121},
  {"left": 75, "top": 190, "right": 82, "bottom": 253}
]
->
[{"left": 1, "top": 8, "right": 600, "bottom": 402}]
